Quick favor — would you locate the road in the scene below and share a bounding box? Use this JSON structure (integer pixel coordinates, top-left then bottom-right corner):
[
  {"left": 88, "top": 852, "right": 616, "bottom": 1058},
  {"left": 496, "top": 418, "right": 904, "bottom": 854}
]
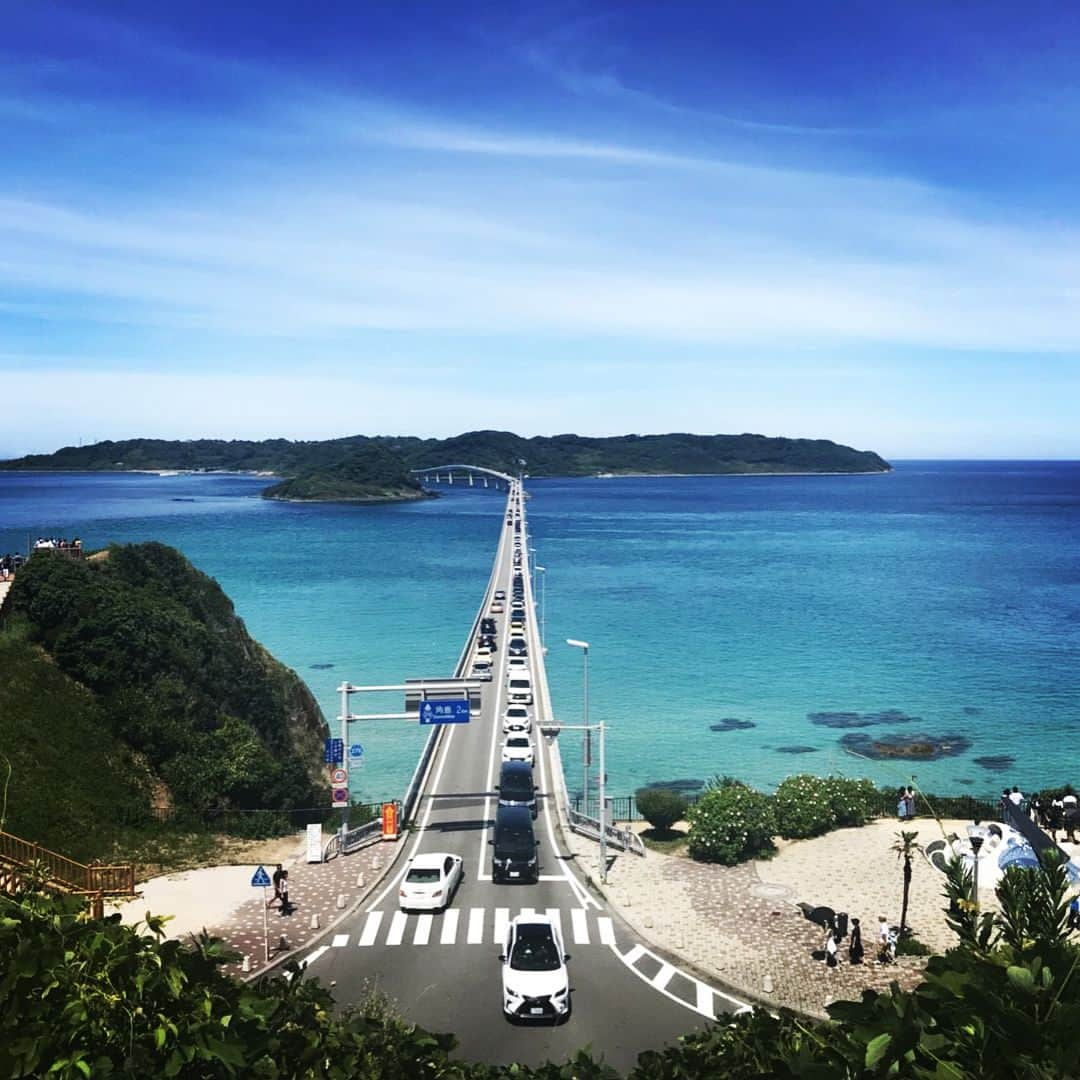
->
[{"left": 289, "top": 480, "right": 746, "bottom": 1073}]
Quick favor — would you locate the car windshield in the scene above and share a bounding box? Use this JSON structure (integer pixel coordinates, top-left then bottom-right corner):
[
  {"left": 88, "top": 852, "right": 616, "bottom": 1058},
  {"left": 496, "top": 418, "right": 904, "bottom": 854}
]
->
[
  {"left": 510, "top": 926, "right": 561, "bottom": 971},
  {"left": 502, "top": 773, "right": 533, "bottom": 797},
  {"left": 405, "top": 867, "right": 441, "bottom": 884},
  {"left": 508, "top": 738, "right": 529, "bottom": 748}
]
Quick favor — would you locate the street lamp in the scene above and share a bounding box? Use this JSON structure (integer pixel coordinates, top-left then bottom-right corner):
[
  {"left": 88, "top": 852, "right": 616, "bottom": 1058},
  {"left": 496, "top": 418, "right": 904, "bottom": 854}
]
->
[
  {"left": 567, "top": 638, "right": 607, "bottom": 883},
  {"left": 967, "top": 821, "right": 989, "bottom": 912},
  {"left": 534, "top": 565, "right": 546, "bottom": 650},
  {"left": 566, "top": 639, "right": 590, "bottom": 810}
]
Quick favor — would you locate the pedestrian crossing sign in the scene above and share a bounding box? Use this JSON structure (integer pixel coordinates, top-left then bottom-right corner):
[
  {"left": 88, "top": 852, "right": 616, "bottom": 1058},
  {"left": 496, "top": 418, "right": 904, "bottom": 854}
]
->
[{"left": 251, "top": 864, "right": 272, "bottom": 887}]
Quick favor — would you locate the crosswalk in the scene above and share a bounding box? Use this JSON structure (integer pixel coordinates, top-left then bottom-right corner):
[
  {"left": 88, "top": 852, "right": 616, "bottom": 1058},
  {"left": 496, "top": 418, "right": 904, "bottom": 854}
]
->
[{"left": 336, "top": 906, "right": 616, "bottom": 950}]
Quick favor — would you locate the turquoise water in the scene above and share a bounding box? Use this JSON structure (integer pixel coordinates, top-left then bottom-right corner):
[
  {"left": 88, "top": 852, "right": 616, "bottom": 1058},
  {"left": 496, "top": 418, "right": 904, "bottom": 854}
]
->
[{"left": 3, "top": 463, "right": 1079, "bottom": 801}]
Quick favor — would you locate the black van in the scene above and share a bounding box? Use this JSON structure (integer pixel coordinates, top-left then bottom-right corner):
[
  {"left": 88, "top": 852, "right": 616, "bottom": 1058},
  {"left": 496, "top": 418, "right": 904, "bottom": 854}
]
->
[
  {"left": 492, "top": 804, "right": 538, "bottom": 883},
  {"left": 497, "top": 760, "right": 537, "bottom": 818}
]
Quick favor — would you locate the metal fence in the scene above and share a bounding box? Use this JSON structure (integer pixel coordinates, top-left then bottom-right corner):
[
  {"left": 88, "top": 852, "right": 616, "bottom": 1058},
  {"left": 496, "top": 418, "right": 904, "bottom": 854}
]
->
[{"left": 573, "top": 791, "right": 1002, "bottom": 825}]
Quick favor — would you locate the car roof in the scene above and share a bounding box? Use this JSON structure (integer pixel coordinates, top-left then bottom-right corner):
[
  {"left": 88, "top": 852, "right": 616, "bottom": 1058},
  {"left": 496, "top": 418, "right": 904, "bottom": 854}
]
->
[
  {"left": 495, "top": 803, "right": 533, "bottom": 825},
  {"left": 408, "top": 851, "right": 456, "bottom": 870},
  {"left": 500, "top": 759, "right": 531, "bottom": 775}
]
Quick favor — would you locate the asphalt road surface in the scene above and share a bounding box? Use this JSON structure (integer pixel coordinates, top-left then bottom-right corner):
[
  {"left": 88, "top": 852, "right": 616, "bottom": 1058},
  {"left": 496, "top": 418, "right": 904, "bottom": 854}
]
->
[{"left": 287, "top": 481, "right": 746, "bottom": 1073}]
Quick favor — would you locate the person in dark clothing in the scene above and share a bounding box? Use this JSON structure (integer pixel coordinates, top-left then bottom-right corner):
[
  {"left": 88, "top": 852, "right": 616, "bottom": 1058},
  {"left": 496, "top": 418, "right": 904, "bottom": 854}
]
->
[
  {"left": 277, "top": 869, "right": 291, "bottom": 915},
  {"left": 270, "top": 864, "right": 285, "bottom": 908},
  {"left": 1049, "top": 801, "right": 1064, "bottom": 844},
  {"left": 1068, "top": 897, "right": 1080, "bottom": 932},
  {"left": 849, "top": 918, "right": 864, "bottom": 964}
]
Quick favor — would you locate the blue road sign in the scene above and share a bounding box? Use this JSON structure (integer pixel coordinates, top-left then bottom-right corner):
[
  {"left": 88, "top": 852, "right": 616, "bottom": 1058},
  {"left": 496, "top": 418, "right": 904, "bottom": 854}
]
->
[
  {"left": 418, "top": 698, "right": 471, "bottom": 725},
  {"left": 324, "top": 738, "right": 344, "bottom": 764},
  {"left": 251, "top": 864, "right": 272, "bottom": 888},
  {"left": 349, "top": 743, "right": 365, "bottom": 759},
  {"left": 332, "top": 787, "right": 349, "bottom": 805}
]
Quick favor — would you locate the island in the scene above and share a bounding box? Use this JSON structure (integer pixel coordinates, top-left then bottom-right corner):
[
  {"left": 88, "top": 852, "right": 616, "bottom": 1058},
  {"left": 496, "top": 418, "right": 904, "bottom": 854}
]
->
[{"left": 0, "top": 429, "right": 891, "bottom": 503}]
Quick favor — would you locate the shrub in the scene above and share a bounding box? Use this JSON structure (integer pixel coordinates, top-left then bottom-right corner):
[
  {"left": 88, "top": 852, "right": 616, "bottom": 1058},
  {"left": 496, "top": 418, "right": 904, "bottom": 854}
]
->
[
  {"left": 687, "top": 781, "right": 775, "bottom": 864},
  {"left": 635, "top": 788, "right": 689, "bottom": 832},
  {"left": 773, "top": 775, "right": 879, "bottom": 840}
]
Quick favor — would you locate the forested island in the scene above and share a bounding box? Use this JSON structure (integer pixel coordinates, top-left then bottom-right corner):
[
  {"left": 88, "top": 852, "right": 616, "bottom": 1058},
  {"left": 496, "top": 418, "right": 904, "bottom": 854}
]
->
[
  {"left": 0, "top": 542, "right": 326, "bottom": 861},
  {"left": 1, "top": 430, "right": 891, "bottom": 502}
]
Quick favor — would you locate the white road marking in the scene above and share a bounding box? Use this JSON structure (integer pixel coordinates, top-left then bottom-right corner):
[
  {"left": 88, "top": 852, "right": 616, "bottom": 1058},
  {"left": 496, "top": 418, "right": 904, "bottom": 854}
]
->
[
  {"left": 440, "top": 908, "right": 459, "bottom": 945},
  {"left": 386, "top": 911, "right": 408, "bottom": 946},
  {"left": 300, "top": 945, "right": 329, "bottom": 969},
  {"left": 331, "top": 934, "right": 349, "bottom": 947},
  {"left": 493, "top": 907, "right": 510, "bottom": 945},
  {"left": 358, "top": 911, "right": 383, "bottom": 947},
  {"left": 545, "top": 907, "right": 564, "bottom": 948},
  {"left": 623, "top": 943, "right": 646, "bottom": 965},
  {"left": 652, "top": 963, "right": 676, "bottom": 991},
  {"left": 467, "top": 907, "right": 485, "bottom": 944},
  {"left": 696, "top": 981, "right": 716, "bottom": 1019},
  {"left": 597, "top": 917, "right": 616, "bottom": 945},
  {"left": 413, "top": 914, "right": 433, "bottom": 946},
  {"left": 520, "top": 906, "right": 536, "bottom": 918},
  {"left": 571, "top": 908, "right": 590, "bottom": 945}
]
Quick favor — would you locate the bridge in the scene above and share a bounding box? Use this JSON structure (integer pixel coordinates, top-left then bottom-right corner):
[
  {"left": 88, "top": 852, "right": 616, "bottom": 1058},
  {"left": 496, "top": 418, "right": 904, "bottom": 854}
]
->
[
  {"left": 284, "top": 472, "right": 747, "bottom": 1072},
  {"left": 411, "top": 463, "right": 517, "bottom": 489}
]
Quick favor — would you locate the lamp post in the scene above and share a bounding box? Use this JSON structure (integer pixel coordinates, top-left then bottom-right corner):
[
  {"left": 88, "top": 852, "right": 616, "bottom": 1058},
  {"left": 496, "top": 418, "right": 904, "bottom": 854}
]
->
[
  {"left": 967, "top": 821, "right": 989, "bottom": 912},
  {"left": 535, "top": 565, "right": 546, "bottom": 650},
  {"left": 566, "top": 639, "right": 589, "bottom": 812},
  {"left": 567, "top": 638, "right": 607, "bottom": 883}
]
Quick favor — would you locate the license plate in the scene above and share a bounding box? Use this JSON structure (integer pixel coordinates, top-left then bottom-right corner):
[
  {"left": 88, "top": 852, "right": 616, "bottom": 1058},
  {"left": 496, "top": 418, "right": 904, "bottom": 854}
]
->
[
  {"left": 509, "top": 871, "right": 520, "bottom": 878},
  {"left": 529, "top": 1008, "right": 543, "bottom": 1015}
]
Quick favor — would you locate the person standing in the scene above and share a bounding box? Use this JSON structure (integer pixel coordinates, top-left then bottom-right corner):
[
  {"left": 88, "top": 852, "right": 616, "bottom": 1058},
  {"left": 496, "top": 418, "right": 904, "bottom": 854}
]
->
[
  {"left": 877, "top": 915, "right": 891, "bottom": 963},
  {"left": 897, "top": 788, "right": 909, "bottom": 820},
  {"left": 278, "top": 869, "right": 291, "bottom": 915},
  {"left": 270, "top": 864, "right": 285, "bottom": 909},
  {"left": 1068, "top": 896, "right": 1080, "bottom": 932},
  {"left": 849, "top": 918, "right": 864, "bottom": 964},
  {"left": 824, "top": 924, "right": 838, "bottom": 968},
  {"left": 904, "top": 787, "right": 916, "bottom": 819}
]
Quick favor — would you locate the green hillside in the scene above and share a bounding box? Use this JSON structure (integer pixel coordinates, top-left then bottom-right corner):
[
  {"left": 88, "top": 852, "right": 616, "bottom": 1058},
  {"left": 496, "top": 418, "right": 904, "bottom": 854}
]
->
[
  {"left": 1, "top": 430, "right": 891, "bottom": 502},
  {"left": 0, "top": 543, "right": 327, "bottom": 860}
]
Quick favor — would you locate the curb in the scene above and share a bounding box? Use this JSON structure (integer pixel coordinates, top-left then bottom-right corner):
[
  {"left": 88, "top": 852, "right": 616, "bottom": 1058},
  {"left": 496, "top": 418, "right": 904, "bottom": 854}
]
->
[{"left": 241, "top": 836, "right": 412, "bottom": 982}]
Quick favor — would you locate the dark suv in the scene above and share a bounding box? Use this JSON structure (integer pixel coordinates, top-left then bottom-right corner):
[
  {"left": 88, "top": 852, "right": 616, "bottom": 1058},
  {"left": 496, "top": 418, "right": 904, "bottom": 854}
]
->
[{"left": 492, "top": 804, "right": 538, "bottom": 882}]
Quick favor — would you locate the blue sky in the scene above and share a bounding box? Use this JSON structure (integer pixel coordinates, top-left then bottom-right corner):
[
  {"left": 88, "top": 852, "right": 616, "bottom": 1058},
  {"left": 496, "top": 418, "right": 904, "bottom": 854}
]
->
[{"left": 2, "top": 2, "right": 1079, "bottom": 458}]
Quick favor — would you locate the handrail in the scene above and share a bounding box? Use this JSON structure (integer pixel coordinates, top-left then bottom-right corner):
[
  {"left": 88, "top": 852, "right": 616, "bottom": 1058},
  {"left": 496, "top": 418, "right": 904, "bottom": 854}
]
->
[{"left": 0, "top": 830, "right": 135, "bottom": 897}]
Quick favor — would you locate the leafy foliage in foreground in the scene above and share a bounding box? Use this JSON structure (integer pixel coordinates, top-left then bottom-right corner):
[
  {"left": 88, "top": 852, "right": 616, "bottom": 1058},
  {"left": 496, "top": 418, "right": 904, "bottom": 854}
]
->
[{"left": 5, "top": 851, "right": 1080, "bottom": 1077}]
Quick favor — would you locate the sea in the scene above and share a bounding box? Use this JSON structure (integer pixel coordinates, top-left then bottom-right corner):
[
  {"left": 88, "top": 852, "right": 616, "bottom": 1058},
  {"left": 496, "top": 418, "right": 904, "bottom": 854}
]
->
[{"left": 2, "top": 462, "right": 1078, "bottom": 804}]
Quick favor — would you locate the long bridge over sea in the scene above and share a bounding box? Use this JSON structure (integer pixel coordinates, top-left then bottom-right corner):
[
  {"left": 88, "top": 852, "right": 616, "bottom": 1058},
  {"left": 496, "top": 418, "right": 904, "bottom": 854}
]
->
[{"left": 287, "top": 467, "right": 748, "bottom": 1071}]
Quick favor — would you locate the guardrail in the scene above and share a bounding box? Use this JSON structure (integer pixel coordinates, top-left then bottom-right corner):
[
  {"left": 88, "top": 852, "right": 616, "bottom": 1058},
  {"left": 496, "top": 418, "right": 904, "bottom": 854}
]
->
[
  {"left": 334, "top": 817, "right": 384, "bottom": 858},
  {"left": 399, "top": 490, "right": 513, "bottom": 828},
  {"left": 566, "top": 806, "right": 646, "bottom": 856}
]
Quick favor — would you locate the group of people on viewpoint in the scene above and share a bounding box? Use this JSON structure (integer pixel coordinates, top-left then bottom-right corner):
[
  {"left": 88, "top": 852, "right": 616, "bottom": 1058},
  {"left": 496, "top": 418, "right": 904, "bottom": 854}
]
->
[
  {"left": 821, "top": 913, "right": 898, "bottom": 968},
  {"left": 1022, "top": 788, "right": 1080, "bottom": 844},
  {"left": 0, "top": 553, "right": 24, "bottom": 581},
  {"left": 32, "top": 536, "right": 81, "bottom": 552}
]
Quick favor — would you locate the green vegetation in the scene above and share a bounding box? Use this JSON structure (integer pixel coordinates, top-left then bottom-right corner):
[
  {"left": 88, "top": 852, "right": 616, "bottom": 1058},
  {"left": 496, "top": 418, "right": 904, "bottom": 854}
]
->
[
  {"left": 634, "top": 788, "right": 689, "bottom": 833},
  {"left": 5, "top": 847, "right": 1078, "bottom": 1077},
  {"left": 686, "top": 779, "right": 776, "bottom": 864},
  {"left": 772, "top": 774, "right": 879, "bottom": 840},
  {"left": 1, "top": 544, "right": 325, "bottom": 861},
  {"left": 263, "top": 442, "right": 429, "bottom": 502},
  {"left": 1, "top": 429, "right": 891, "bottom": 502}
]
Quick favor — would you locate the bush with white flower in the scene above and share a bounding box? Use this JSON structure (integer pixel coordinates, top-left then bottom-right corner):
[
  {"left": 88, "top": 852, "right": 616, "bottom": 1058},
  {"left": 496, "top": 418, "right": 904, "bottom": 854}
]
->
[{"left": 687, "top": 780, "right": 776, "bottom": 864}]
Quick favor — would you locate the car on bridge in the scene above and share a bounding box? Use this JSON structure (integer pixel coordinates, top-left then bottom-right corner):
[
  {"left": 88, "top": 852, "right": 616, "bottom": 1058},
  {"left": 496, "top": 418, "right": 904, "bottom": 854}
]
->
[
  {"left": 508, "top": 636, "right": 528, "bottom": 656},
  {"left": 500, "top": 914, "right": 570, "bottom": 1023},
  {"left": 492, "top": 804, "right": 537, "bottom": 884},
  {"left": 398, "top": 852, "right": 464, "bottom": 913},
  {"left": 471, "top": 660, "right": 493, "bottom": 682},
  {"left": 502, "top": 705, "right": 532, "bottom": 734},
  {"left": 507, "top": 655, "right": 528, "bottom": 670},
  {"left": 501, "top": 735, "right": 534, "bottom": 767}
]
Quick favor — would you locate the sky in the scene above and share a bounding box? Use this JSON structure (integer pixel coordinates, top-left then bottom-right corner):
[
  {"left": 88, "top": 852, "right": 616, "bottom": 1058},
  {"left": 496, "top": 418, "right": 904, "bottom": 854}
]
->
[{"left": 2, "top": 1, "right": 1079, "bottom": 459}]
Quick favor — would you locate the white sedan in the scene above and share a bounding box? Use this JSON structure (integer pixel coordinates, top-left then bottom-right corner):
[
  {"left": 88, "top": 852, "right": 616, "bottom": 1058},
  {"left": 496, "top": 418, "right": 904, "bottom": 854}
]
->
[
  {"left": 501, "top": 735, "right": 535, "bottom": 767},
  {"left": 398, "top": 852, "right": 464, "bottom": 912},
  {"left": 502, "top": 705, "right": 532, "bottom": 735},
  {"left": 501, "top": 914, "right": 570, "bottom": 1022}
]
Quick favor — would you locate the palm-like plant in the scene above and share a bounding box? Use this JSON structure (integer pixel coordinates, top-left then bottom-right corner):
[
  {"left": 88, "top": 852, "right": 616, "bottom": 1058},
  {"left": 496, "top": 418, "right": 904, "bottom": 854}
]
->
[{"left": 892, "top": 829, "right": 923, "bottom": 938}]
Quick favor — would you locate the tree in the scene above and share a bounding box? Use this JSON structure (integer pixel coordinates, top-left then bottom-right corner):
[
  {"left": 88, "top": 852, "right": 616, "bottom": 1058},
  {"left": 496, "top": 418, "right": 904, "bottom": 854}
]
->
[
  {"left": 891, "top": 829, "right": 922, "bottom": 939},
  {"left": 634, "top": 788, "right": 688, "bottom": 833}
]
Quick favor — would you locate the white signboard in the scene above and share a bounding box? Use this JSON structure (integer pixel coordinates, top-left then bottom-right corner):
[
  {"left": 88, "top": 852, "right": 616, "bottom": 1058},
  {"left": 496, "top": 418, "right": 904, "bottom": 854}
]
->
[{"left": 306, "top": 822, "right": 323, "bottom": 864}]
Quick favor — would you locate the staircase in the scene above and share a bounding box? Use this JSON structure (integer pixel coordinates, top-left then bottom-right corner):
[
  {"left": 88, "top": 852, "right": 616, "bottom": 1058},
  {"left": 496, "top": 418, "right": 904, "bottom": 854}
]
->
[{"left": 0, "top": 830, "right": 136, "bottom": 917}]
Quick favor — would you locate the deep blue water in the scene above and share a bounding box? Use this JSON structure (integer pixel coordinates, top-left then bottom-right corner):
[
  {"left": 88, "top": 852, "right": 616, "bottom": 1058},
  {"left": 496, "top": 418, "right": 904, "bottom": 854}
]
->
[{"left": 3, "top": 463, "right": 1079, "bottom": 802}]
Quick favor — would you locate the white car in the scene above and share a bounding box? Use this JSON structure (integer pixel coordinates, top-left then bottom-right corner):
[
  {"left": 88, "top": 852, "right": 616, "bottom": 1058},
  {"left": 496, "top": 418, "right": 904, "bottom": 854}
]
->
[
  {"left": 507, "top": 655, "right": 528, "bottom": 670},
  {"left": 501, "top": 735, "right": 535, "bottom": 767},
  {"left": 501, "top": 914, "right": 570, "bottom": 1022},
  {"left": 399, "top": 852, "right": 464, "bottom": 912},
  {"left": 503, "top": 705, "right": 532, "bottom": 734}
]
